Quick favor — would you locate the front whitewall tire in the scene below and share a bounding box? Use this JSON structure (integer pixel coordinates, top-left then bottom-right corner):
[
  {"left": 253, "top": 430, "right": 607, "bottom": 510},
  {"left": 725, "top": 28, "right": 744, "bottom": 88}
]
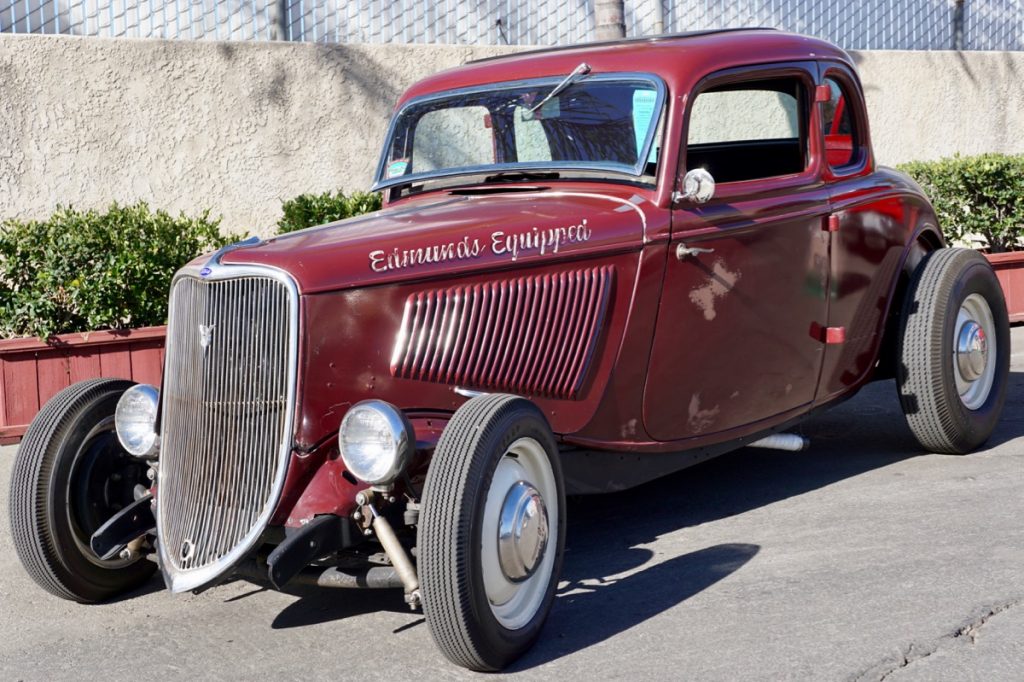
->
[{"left": 418, "top": 394, "right": 566, "bottom": 671}]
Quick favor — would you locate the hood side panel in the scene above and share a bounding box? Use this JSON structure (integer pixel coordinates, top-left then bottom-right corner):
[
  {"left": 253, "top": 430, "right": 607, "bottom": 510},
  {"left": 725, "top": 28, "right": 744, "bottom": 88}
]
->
[{"left": 294, "top": 252, "right": 641, "bottom": 449}]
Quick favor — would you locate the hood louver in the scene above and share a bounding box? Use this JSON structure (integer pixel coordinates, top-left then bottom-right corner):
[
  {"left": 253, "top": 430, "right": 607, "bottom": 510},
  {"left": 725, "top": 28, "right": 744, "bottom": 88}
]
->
[{"left": 390, "top": 266, "right": 614, "bottom": 399}]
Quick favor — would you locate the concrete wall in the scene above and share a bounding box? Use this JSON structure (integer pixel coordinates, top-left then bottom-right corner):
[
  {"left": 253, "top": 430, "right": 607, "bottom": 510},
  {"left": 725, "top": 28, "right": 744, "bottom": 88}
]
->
[
  {"left": 1, "top": 34, "right": 1023, "bottom": 235},
  {"left": 0, "top": 34, "right": 517, "bottom": 236},
  {"left": 852, "top": 50, "right": 1024, "bottom": 168}
]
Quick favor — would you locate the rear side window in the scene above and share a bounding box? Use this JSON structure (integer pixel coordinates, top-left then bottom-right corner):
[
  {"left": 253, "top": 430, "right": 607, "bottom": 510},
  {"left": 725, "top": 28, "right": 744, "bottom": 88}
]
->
[
  {"left": 686, "top": 77, "right": 807, "bottom": 184},
  {"left": 821, "top": 77, "right": 857, "bottom": 168}
]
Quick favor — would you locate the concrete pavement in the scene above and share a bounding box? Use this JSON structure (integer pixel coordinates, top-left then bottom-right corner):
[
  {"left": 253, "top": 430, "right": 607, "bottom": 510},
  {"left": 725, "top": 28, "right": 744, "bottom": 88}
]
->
[{"left": 1, "top": 328, "right": 1021, "bottom": 680}]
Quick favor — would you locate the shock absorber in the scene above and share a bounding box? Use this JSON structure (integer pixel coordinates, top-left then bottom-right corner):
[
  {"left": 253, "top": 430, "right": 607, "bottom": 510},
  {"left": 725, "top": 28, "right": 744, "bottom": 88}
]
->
[{"left": 357, "top": 491, "right": 421, "bottom": 609}]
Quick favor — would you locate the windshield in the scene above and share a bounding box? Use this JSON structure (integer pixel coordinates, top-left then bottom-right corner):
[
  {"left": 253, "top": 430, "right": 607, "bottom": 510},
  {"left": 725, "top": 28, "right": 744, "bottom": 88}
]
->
[{"left": 373, "top": 74, "right": 665, "bottom": 191}]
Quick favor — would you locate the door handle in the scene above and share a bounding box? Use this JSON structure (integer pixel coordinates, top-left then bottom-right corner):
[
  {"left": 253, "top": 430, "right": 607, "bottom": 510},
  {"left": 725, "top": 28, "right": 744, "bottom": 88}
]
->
[{"left": 676, "top": 243, "right": 715, "bottom": 260}]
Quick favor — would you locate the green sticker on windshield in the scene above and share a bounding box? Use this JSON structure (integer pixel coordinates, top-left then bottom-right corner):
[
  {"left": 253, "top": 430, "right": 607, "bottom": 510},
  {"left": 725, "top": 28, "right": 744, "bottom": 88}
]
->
[
  {"left": 387, "top": 159, "right": 409, "bottom": 178},
  {"left": 632, "top": 89, "right": 657, "bottom": 159}
]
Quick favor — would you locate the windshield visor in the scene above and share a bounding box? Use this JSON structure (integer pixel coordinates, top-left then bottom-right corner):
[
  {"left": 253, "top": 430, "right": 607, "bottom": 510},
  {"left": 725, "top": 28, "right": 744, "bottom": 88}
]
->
[{"left": 373, "top": 74, "right": 665, "bottom": 190}]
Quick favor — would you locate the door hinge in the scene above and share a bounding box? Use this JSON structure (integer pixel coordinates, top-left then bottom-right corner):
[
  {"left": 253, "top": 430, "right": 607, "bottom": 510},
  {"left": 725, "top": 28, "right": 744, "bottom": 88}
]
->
[{"left": 824, "top": 214, "right": 840, "bottom": 233}]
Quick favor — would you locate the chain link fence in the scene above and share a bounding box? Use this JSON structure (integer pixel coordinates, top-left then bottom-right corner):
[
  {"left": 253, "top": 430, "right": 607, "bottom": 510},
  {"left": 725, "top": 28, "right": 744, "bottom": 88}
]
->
[
  {"left": 279, "top": 0, "right": 593, "bottom": 44},
  {"left": 629, "top": 0, "right": 952, "bottom": 50},
  {"left": 2, "top": 0, "right": 1023, "bottom": 49},
  {"left": 628, "top": 0, "right": 1023, "bottom": 50},
  {"left": 1, "top": 0, "right": 277, "bottom": 39}
]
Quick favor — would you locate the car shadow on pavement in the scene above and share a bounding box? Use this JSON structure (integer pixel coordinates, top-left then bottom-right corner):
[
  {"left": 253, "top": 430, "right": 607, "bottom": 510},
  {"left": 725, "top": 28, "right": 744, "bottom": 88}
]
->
[
  {"left": 98, "top": 573, "right": 168, "bottom": 604},
  {"left": 986, "top": 371, "right": 1024, "bottom": 448},
  {"left": 516, "top": 377, "right": 978, "bottom": 666},
  {"left": 270, "top": 583, "right": 411, "bottom": 629},
  {"left": 268, "top": 373, "right": 1024, "bottom": 654},
  {"left": 513, "top": 543, "right": 760, "bottom": 670}
]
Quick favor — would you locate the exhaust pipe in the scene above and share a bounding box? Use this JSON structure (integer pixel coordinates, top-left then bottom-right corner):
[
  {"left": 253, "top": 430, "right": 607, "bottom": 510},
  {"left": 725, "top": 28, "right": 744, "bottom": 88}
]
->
[{"left": 747, "top": 433, "right": 809, "bottom": 452}]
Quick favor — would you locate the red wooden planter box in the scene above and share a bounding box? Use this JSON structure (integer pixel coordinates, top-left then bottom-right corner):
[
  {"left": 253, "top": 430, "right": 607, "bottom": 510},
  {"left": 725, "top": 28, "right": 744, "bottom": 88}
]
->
[
  {"left": 0, "top": 326, "right": 166, "bottom": 445},
  {"left": 987, "top": 251, "right": 1024, "bottom": 324}
]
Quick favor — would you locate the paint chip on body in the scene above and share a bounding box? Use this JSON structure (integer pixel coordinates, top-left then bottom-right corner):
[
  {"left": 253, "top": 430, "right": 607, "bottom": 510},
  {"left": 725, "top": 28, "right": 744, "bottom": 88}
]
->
[
  {"left": 688, "top": 394, "right": 720, "bottom": 433},
  {"left": 688, "top": 259, "right": 741, "bottom": 321}
]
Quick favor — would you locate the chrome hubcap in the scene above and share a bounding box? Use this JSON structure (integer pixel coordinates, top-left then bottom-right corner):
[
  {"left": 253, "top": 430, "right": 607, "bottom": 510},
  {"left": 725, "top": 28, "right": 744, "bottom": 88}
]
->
[
  {"left": 956, "top": 320, "right": 987, "bottom": 382},
  {"left": 953, "top": 293, "right": 997, "bottom": 411},
  {"left": 481, "top": 437, "right": 559, "bottom": 630},
  {"left": 497, "top": 481, "right": 548, "bottom": 583}
]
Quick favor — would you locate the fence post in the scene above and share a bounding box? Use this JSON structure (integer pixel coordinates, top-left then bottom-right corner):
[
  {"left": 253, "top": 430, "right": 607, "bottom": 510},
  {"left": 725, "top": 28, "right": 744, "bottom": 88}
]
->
[
  {"left": 952, "top": 0, "right": 965, "bottom": 49},
  {"left": 595, "top": 0, "right": 626, "bottom": 40},
  {"left": 652, "top": 0, "right": 664, "bottom": 34},
  {"left": 274, "top": 0, "right": 289, "bottom": 40}
]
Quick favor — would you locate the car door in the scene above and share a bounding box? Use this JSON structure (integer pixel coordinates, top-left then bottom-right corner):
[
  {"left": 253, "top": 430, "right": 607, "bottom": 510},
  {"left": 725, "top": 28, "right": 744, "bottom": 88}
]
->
[{"left": 643, "top": 63, "right": 832, "bottom": 443}]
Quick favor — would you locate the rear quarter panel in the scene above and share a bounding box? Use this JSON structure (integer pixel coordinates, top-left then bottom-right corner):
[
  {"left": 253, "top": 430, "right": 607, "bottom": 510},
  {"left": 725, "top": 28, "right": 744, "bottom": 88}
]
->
[{"left": 818, "top": 167, "right": 941, "bottom": 403}]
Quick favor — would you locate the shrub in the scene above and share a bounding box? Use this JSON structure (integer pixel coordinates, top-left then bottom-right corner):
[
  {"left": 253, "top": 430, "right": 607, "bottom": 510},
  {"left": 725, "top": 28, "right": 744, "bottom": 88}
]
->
[
  {"left": 277, "top": 190, "right": 382, "bottom": 234},
  {"left": 0, "top": 203, "right": 230, "bottom": 339},
  {"left": 898, "top": 153, "right": 1024, "bottom": 253}
]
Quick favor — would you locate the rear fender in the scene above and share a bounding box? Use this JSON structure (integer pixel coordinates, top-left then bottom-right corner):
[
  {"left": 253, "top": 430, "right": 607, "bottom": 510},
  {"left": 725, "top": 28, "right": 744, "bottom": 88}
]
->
[{"left": 874, "top": 221, "right": 944, "bottom": 380}]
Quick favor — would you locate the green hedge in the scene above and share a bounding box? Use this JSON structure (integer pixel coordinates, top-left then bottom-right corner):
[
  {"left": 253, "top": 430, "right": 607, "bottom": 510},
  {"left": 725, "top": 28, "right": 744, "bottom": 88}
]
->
[
  {"left": 277, "top": 190, "right": 381, "bottom": 234},
  {"left": 0, "top": 190, "right": 382, "bottom": 340},
  {"left": 0, "top": 203, "right": 229, "bottom": 339},
  {"left": 898, "top": 153, "right": 1024, "bottom": 253}
]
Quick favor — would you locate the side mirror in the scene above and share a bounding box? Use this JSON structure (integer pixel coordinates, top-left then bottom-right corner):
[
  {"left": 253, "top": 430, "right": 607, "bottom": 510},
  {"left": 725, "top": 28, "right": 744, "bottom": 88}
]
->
[{"left": 674, "top": 168, "right": 716, "bottom": 205}]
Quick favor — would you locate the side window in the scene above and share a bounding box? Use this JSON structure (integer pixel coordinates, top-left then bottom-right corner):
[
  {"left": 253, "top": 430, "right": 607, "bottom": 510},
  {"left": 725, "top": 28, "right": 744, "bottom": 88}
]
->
[
  {"left": 412, "top": 106, "right": 493, "bottom": 172},
  {"left": 821, "top": 76, "right": 857, "bottom": 168},
  {"left": 686, "top": 77, "right": 807, "bottom": 184}
]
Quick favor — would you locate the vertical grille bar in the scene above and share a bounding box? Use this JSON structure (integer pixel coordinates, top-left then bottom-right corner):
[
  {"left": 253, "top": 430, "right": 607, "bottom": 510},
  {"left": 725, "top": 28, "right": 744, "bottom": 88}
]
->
[{"left": 157, "top": 271, "right": 296, "bottom": 591}]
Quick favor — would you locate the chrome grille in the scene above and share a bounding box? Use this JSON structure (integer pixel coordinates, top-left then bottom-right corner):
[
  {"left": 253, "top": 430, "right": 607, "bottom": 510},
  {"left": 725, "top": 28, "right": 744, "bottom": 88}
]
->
[
  {"left": 391, "top": 266, "right": 614, "bottom": 399},
  {"left": 157, "top": 270, "right": 296, "bottom": 592}
]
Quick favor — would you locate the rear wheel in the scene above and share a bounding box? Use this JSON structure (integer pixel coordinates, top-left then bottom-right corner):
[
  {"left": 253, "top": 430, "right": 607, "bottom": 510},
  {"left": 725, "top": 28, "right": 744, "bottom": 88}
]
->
[
  {"left": 419, "top": 394, "right": 565, "bottom": 671},
  {"left": 896, "top": 248, "right": 1010, "bottom": 453},
  {"left": 8, "top": 379, "right": 156, "bottom": 602}
]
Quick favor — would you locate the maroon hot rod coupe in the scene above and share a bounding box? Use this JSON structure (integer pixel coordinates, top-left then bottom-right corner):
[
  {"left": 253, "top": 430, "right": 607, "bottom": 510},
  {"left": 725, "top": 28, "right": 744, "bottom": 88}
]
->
[{"left": 9, "top": 29, "right": 1010, "bottom": 670}]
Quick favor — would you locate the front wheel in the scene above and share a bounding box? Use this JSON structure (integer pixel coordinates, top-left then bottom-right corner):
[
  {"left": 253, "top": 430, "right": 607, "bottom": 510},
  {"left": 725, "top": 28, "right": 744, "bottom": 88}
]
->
[
  {"left": 419, "top": 394, "right": 566, "bottom": 671},
  {"left": 897, "top": 248, "right": 1010, "bottom": 453},
  {"left": 8, "top": 379, "right": 156, "bottom": 602}
]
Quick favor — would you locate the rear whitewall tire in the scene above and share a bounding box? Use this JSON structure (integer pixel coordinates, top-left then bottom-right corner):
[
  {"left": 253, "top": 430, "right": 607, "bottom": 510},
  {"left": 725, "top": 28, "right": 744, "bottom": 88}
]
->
[{"left": 896, "top": 248, "right": 1010, "bottom": 454}]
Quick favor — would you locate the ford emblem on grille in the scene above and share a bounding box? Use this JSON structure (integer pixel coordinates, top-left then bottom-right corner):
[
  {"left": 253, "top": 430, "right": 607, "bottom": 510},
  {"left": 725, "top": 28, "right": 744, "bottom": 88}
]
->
[{"left": 199, "top": 323, "right": 215, "bottom": 350}]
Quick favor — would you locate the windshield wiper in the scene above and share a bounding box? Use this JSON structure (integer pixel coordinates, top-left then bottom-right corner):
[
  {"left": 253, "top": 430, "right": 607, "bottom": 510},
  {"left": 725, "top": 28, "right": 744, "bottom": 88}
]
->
[
  {"left": 527, "top": 62, "right": 591, "bottom": 115},
  {"left": 483, "top": 171, "right": 560, "bottom": 183}
]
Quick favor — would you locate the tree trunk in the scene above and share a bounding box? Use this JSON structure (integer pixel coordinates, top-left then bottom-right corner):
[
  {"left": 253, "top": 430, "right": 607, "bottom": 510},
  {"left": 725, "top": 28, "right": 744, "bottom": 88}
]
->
[{"left": 594, "top": 0, "right": 626, "bottom": 41}]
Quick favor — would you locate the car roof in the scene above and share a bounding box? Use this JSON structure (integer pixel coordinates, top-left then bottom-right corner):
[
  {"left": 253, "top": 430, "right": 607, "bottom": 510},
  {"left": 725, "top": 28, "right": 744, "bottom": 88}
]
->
[
  {"left": 396, "top": 29, "right": 854, "bottom": 106},
  {"left": 465, "top": 27, "right": 779, "bottom": 64}
]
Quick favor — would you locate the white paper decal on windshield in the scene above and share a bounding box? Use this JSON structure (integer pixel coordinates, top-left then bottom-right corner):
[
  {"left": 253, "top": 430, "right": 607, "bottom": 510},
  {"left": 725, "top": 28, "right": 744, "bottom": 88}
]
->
[{"left": 632, "top": 89, "right": 657, "bottom": 158}]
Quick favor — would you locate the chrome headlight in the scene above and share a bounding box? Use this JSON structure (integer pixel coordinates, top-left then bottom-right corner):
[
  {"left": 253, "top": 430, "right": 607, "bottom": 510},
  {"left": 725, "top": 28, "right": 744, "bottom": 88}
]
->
[
  {"left": 339, "top": 400, "right": 413, "bottom": 486},
  {"left": 115, "top": 384, "right": 160, "bottom": 458}
]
